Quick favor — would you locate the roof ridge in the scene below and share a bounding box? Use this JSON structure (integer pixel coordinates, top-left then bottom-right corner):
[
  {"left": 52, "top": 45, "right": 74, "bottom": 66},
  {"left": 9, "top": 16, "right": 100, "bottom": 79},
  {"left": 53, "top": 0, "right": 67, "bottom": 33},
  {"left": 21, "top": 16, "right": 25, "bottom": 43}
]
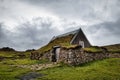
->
[{"left": 50, "top": 28, "right": 80, "bottom": 41}]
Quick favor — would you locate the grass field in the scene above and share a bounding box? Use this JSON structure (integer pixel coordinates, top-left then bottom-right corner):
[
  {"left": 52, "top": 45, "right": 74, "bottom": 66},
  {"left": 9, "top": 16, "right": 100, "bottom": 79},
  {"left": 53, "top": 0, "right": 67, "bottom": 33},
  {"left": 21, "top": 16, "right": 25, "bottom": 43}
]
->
[
  {"left": 0, "top": 54, "right": 120, "bottom": 80},
  {"left": 38, "top": 58, "right": 120, "bottom": 80},
  {"left": 0, "top": 50, "right": 37, "bottom": 80},
  {"left": 0, "top": 46, "right": 120, "bottom": 80},
  {"left": 0, "top": 64, "right": 30, "bottom": 80}
]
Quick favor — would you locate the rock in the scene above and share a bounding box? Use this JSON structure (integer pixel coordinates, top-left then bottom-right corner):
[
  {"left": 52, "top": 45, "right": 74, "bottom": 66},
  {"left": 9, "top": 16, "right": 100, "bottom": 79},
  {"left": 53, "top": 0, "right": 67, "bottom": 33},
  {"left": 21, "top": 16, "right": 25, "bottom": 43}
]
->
[{"left": 18, "top": 72, "right": 44, "bottom": 80}]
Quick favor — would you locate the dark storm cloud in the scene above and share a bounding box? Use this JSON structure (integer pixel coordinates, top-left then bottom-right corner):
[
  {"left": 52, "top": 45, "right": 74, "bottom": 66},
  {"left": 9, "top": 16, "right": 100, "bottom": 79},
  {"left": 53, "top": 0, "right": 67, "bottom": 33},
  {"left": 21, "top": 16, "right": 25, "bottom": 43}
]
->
[
  {"left": 0, "top": 23, "right": 14, "bottom": 48},
  {"left": 23, "top": 0, "right": 120, "bottom": 23},
  {"left": 0, "top": 23, "right": 7, "bottom": 42},
  {"left": 0, "top": 23, "right": 4, "bottom": 38},
  {"left": 88, "top": 18, "right": 120, "bottom": 36},
  {"left": 16, "top": 17, "right": 55, "bottom": 46},
  {"left": 14, "top": 17, "right": 81, "bottom": 50},
  {"left": 0, "top": 17, "right": 63, "bottom": 50},
  {"left": 0, "top": 16, "right": 79, "bottom": 50},
  {"left": 85, "top": 18, "right": 120, "bottom": 46}
]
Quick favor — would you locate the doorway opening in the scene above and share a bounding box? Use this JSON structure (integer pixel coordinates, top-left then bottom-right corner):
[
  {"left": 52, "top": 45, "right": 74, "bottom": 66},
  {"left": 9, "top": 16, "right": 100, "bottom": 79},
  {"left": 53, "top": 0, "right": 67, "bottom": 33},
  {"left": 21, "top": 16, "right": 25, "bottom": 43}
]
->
[{"left": 51, "top": 46, "right": 60, "bottom": 62}]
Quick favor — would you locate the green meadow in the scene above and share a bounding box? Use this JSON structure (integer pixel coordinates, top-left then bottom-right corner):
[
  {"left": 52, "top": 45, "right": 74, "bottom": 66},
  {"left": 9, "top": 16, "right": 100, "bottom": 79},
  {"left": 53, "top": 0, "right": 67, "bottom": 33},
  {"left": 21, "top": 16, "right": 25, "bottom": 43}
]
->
[
  {"left": 0, "top": 57, "right": 120, "bottom": 80},
  {"left": 0, "top": 45, "right": 120, "bottom": 80}
]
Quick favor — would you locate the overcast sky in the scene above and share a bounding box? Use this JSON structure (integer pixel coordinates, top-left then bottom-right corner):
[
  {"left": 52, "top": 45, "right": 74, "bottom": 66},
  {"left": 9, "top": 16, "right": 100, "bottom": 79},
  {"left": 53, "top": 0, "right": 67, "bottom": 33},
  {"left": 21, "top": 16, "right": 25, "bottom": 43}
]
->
[{"left": 0, "top": 0, "right": 120, "bottom": 51}]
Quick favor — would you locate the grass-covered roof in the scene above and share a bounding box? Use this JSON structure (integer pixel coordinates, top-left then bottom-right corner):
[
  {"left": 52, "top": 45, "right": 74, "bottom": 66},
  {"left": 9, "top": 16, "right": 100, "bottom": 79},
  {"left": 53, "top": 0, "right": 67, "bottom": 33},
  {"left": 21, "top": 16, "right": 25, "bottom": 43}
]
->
[{"left": 37, "top": 34, "right": 76, "bottom": 53}]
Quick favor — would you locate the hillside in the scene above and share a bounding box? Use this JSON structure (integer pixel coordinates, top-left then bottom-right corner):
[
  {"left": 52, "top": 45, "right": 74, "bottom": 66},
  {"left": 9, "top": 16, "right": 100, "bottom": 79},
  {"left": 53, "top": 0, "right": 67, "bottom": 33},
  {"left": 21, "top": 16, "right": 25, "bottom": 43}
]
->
[
  {"left": 0, "top": 51, "right": 120, "bottom": 80},
  {"left": 0, "top": 47, "right": 33, "bottom": 61},
  {"left": 103, "top": 44, "right": 120, "bottom": 49},
  {"left": 38, "top": 58, "right": 120, "bottom": 80},
  {"left": 0, "top": 45, "right": 120, "bottom": 80}
]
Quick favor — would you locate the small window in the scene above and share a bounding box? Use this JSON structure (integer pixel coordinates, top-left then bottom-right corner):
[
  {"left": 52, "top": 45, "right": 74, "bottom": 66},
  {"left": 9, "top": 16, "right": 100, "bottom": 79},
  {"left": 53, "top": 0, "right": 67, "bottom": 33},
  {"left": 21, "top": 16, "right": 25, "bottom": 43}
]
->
[{"left": 79, "top": 41, "right": 84, "bottom": 48}]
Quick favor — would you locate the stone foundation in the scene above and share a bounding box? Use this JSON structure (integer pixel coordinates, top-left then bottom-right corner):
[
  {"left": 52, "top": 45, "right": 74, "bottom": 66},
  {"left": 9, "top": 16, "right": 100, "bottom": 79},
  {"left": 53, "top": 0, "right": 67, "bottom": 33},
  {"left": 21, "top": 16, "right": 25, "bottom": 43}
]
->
[{"left": 30, "top": 47, "right": 120, "bottom": 65}]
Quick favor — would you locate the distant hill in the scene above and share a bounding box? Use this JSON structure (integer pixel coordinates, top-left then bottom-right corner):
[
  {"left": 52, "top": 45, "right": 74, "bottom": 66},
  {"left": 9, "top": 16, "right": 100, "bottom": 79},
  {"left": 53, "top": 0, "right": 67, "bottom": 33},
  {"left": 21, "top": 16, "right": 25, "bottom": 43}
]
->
[
  {"left": 25, "top": 49, "right": 36, "bottom": 52},
  {"left": 102, "top": 44, "right": 120, "bottom": 52},
  {"left": 0, "top": 47, "right": 15, "bottom": 51},
  {"left": 103, "top": 44, "right": 120, "bottom": 50},
  {"left": 0, "top": 47, "right": 33, "bottom": 60}
]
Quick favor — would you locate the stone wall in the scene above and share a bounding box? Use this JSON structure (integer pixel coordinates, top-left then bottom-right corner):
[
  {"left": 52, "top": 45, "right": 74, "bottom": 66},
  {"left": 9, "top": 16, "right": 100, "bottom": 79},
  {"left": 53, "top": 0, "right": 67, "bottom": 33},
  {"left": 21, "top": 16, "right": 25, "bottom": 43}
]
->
[
  {"left": 57, "top": 47, "right": 108, "bottom": 65},
  {"left": 30, "top": 51, "right": 51, "bottom": 60},
  {"left": 30, "top": 47, "right": 120, "bottom": 65}
]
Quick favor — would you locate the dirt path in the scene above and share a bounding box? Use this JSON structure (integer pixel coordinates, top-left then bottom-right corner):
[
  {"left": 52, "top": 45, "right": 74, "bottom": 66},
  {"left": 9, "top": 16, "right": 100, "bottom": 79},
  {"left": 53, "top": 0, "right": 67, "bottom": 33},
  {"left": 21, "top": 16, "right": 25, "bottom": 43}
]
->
[
  {"left": 13, "top": 63, "right": 59, "bottom": 71},
  {"left": 12, "top": 63, "right": 59, "bottom": 80}
]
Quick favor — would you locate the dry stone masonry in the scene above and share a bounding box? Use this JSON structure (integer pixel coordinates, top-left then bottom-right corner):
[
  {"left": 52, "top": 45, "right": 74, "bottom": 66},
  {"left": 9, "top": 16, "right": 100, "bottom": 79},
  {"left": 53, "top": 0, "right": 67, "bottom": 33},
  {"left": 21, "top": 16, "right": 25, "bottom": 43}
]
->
[{"left": 30, "top": 46, "right": 120, "bottom": 65}]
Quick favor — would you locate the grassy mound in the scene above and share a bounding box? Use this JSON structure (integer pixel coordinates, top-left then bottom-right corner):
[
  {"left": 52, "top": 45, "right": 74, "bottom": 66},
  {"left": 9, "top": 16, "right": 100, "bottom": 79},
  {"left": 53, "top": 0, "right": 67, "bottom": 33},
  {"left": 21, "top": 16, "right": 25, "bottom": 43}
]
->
[
  {"left": 103, "top": 44, "right": 120, "bottom": 53},
  {"left": 84, "top": 44, "right": 120, "bottom": 53}
]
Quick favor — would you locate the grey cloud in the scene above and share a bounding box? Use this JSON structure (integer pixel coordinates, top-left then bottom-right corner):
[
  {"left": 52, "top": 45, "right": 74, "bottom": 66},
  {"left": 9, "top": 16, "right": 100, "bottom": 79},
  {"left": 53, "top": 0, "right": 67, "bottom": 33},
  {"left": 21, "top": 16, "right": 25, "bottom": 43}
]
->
[
  {"left": 0, "top": 16, "right": 120, "bottom": 50},
  {"left": 86, "top": 18, "right": 120, "bottom": 46},
  {"left": 0, "top": 0, "right": 120, "bottom": 50},
  {"left": 0, "top": 17, "right": 63, "bottom": 50},
  {"left": 0, "top": 17, "right": 81, "bottom": 50},
  {"left": 0, "top": 23, "right": 7, "bottom": 41},
  {"left": 0, "top": 23, "right": 4, "bottom": 38},
  {"left": 88, "top": 18, "right": 120, "bottom": 35},
  {"left": 23, "top": 0, "right": 120, "bottom": 23},
  {"left": 0, "top": 23, "right": 14, "bottom": 48}
]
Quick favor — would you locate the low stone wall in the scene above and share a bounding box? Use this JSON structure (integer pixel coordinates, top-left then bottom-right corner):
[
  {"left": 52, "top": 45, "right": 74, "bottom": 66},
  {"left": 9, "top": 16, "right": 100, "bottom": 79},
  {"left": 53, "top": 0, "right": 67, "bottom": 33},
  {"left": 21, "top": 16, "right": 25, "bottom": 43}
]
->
[
  {"left": 30, "top": 51, "right": 51, "bottom": 60},
  {"left": 58, "top": 47, "right": 108, "bottom": 65},
  {"left": 30, "top": 47, "right": 120, "bottom": 65}
]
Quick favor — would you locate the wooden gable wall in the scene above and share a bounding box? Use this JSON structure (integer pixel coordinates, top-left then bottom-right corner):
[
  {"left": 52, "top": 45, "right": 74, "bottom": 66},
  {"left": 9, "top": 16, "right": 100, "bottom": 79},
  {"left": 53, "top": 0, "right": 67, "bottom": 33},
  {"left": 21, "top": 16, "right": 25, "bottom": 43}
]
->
[{"left": 70, "top": 29, "right": 91, "bottom": 47}]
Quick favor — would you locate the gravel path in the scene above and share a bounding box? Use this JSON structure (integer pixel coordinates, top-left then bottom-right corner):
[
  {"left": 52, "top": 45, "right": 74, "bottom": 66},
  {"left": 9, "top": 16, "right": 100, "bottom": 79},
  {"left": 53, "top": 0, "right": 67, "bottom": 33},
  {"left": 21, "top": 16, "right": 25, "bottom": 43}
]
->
[
  {"left": 14, "top": 63, "right": 59, "bottom": 80},
  {"left": 12, "top": 63, "right": 59, "bottom": 71}
]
